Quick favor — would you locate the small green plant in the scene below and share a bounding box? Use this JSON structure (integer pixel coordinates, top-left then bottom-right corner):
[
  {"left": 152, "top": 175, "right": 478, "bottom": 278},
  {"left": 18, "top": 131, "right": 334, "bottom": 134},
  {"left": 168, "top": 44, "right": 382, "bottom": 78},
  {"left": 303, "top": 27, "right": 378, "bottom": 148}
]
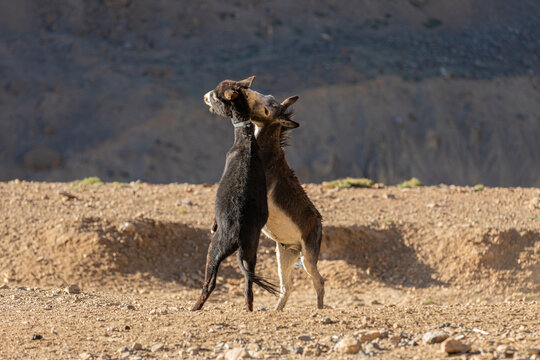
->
[
  {"left": 112, "top": 181, "right": 128, "bottom": 188},
  {"left": 473, "top": 184, "right": 484, "bottom": 192},
  {"left": 528, "top": 216, "right": 540, "bottom": 221},
  {"left": 322, "top": 177, "right": 373, "bottom": 189},
  {"left": 71, "top": 177, "right": 104, "bottom": 186},
  {"left": 398, "top": 177, "right": 424, "bottom": 188},
  {"left": 525, "top": 294, "right": 534, "bottom": 301},
  {"left": 384, "top": 218, "right": 393, "bottom": 223},
  {"left": 423, "top": 297, "right": 434, "bottom": 305}
]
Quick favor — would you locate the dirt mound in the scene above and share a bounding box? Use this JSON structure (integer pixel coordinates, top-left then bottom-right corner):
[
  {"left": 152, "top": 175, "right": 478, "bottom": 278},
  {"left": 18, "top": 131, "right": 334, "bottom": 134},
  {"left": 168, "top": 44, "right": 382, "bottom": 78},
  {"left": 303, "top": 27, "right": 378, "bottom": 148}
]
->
[{"left": 1, "top": 181, "right": 538, "bottom": 300}]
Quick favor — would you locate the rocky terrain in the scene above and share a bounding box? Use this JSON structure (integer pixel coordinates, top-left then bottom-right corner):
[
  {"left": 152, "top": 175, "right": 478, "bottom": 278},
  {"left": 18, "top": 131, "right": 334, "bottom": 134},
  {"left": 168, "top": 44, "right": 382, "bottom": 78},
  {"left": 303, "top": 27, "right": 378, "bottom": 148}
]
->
[
  {"left": 0, "top": 0, "right": 539, "bottom": 186},
  {"left": 0, "top": 180, "right": 539, "bottom": 359}
]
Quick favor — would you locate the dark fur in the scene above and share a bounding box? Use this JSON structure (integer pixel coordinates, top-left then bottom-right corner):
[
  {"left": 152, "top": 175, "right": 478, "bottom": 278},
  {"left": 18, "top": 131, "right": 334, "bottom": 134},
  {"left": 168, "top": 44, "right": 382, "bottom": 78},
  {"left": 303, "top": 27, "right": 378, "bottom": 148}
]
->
[{"left": 191, "top": 78, "right": 277, "bottom": 312}]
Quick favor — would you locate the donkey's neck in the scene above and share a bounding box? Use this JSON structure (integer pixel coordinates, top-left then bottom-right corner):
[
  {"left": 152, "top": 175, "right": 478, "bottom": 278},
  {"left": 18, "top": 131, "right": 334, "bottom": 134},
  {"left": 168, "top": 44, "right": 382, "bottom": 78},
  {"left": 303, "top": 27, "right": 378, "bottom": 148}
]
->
[
  {"left": 231, "top": 108, "right": 255, "bottom": 141},
  {"left": 255, "top": 123, "right": 285, "bottom": 167}
]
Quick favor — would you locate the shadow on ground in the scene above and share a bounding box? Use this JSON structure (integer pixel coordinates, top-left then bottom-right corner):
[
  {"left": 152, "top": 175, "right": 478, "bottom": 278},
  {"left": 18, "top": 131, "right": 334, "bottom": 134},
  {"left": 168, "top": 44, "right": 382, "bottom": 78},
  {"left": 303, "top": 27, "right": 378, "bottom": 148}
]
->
[{"left": 321, "top": 225, "right": 444, "bottom": 288}]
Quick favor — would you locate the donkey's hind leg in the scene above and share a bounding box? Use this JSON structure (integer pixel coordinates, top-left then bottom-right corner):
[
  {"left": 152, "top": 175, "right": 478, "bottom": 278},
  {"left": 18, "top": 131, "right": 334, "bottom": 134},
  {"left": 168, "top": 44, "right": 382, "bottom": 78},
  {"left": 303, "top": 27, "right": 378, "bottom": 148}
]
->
[
  {"left": 191, "top": 234, "right": 236, "bottom": 311},
  {"left": 275, "top": 243, "right": 300, "bottom": 311},
  {"left": 301, "top": 225, "right": 325, "bottom": 309}
]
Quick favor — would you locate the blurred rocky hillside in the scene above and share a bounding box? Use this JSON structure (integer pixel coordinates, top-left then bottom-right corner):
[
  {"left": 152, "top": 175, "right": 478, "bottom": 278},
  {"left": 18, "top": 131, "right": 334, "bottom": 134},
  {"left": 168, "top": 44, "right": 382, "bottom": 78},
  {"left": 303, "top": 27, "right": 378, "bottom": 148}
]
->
[{"left": 0, "top": 0, "right": 539, "bottom": 186}]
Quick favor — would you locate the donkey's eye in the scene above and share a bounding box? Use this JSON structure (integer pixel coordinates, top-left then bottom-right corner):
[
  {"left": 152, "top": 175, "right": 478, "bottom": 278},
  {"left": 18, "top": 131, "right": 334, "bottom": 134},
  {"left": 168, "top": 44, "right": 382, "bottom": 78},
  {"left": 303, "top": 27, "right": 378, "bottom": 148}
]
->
[{"left": 264, "top": 108, "right": 269, "bottom": 116}]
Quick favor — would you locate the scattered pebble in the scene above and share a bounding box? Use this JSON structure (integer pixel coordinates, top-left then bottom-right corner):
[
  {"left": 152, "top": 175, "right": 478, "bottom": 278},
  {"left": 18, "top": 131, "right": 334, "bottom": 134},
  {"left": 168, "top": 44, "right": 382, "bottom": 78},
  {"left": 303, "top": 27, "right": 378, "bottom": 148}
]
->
[
  {"left": 473, "top": 328, "right": 489, "bottom": 335},
  {"left": 131, "top": 342, "right": 142, "bottom": 351},
  {"left": 320, "top": 316, "right": 333, "bottom": 324},
  {"left": 364, "top": 342, "right": 381, "bottom": 353},
  {"left": 225, "top": 348, "right": 250, "bottom": 360},
  {"left": 442, "top": 339, "right": 471, "bottom": 354},
  {"left": 65, "top": 284, "right": 81, "bottom": 294},
  {"left": 119, "top": 222, "right": 136, "bottom": 234},
  {"left": 31, "top": 334, "right": 43, "bottom": 340},
  {"left": 289, "top": 346, "right": 303, "bottom": 355},
  {"left": 334, "top": 336, "right": 361, "bottom": 354},
  {"left": 423, "top": 329, "right": 449, "bottom": 344},
  {"left": 360, "top": 330, "right": 381, "bottom": 343},
  {"left": 297, "top": 335, "right": 312, "bottom": 342},
  {"left": 151, "top": 343, "right": 165, "bottom": 352}
]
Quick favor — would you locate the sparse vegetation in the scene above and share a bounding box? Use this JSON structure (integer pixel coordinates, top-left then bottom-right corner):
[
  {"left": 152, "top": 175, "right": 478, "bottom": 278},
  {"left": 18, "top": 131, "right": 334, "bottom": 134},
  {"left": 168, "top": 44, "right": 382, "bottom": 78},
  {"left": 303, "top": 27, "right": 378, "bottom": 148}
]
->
[
  {"left": 423, "top": 297, "right": 434, "bottom": 305},
  {"left": 474, "top": 184, "right": 485, "bottom": 191},
  {"left": 398, "top": 177, "right": 424, "bottom": 188},
  {"left": 112, "top": 181, "right": 128, "bottom": 188},
  {"left": 322, "top": 177, "right": 374, "bottom": 189},
  {"left": 71, "top": 177, "right": 104, "bottom": 186}
]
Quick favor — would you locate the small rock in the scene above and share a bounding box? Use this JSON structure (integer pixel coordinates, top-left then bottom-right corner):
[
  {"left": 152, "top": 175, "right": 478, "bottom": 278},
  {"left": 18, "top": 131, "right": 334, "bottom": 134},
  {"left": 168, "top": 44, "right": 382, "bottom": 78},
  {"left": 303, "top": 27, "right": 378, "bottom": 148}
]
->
[
  {"left": 225, "top": 348, "right": 250, "bottom": 360},
  {"left": 126, "top": 304, "right": 135, "bottom": 310},
  {"left": 17, "top": 286, "right": 27, "bottom": 291},
  {"left": 442, "top": 339, "right": 471, "bottom": 354},
  {"left": 364, "top": 342, "right": 381, "bottom": 353},
  {"left": 528, "top": 347, "right": 540, "bottom": 355},
  {"left": 246, "top": 343, "right": 259, "bottom": 352},
  {"left": 360, "top": 331, "right": 381, "bottom": 343},
  {"left": 257, "top": 307, "right": 266, "bottom": 311},
  {"left": 131, "top": 342, "right": 142, "bottom": 350},
  {"left": 496, "top": 345, "right": 515, "bottom": 357},
  {"left": 187, "top": 346, "right": 200, "bottom": 355},
  {"left": 31, "top": 334, "right": 43, "bottom": 340},
  {"left": 473, "top": 328, "right": 489, "bottom": 335},
  {"left": 65, "top": 284, "right": 81, "bottom": 294},
  {"left": 298, "top": 335, "right": 312, "bottom": 342},
  {"left": 79, "top": 353, "right": 92, "bottom": 360},
  {"left": 438, "top": 322, "right": 451, "bottom": 328},
  {"left": 151, "top": 343, "right": 165, "bottom": 352},
  {"left": 334, "top": 336, "right": 361, "bottom": 354},
  {"left": 289, "top": 346, "right": 303, "bottom": 355},
  {"left": 119, "top": 222, "right": 136, "bottom": 234},
  {"left": 0, "top": 284, "right": 9, "bottom": 289},
  {"left": 320, "top": 316, "right": 333, "bottom": 324},
  {"left": 423, "top": 329, "right": 449, "bottom": 344}
]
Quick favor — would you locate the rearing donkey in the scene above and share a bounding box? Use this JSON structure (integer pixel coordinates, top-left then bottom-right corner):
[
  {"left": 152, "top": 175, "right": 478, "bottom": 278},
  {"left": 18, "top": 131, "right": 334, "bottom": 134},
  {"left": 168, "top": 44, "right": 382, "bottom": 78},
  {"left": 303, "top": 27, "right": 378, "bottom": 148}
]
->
[
  {"left": 243, "top": 89, "right": 325, "bottom": 310},
  {"left": 192, "top": 76, "right": 277, "bottom": 312}
]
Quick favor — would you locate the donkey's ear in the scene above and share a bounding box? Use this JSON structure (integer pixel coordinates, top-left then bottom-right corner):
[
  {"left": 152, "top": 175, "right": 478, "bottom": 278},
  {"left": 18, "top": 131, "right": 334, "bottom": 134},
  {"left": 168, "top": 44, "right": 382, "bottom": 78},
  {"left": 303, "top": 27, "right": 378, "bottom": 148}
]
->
[
  {"left": 281, "top": 95, "right": 299, "bottom": 110},
  {"left": 237, "top": 76, "right": 255, "bottom": 89},
  {"left": 279, "top": 118, "right": 299, "bottom": 129},
  {"left": 224, "top": 89, "right": 238, "bottom": 100}
]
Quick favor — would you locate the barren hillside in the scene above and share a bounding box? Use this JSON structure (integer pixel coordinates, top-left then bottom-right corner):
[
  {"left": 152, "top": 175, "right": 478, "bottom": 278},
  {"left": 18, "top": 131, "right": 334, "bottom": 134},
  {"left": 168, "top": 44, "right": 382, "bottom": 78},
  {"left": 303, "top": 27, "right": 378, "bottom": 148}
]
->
[{"left": 0, "top": 0, "right": 539, "bottom": 186}]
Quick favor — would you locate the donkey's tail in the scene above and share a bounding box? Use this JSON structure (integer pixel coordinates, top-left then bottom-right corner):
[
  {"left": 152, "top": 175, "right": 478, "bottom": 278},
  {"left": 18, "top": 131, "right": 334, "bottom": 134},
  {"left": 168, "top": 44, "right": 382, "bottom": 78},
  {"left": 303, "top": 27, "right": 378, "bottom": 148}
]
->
[{"left": 237, "top": 251, "right": 279, "bottom": 296}]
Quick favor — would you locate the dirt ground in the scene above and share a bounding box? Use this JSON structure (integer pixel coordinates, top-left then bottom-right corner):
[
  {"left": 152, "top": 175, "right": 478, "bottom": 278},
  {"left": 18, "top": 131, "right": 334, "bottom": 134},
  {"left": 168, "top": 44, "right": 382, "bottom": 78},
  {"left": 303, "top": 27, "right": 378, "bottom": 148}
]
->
[{"left": 1, "top": 181, "right": 539, "bottom": 359}]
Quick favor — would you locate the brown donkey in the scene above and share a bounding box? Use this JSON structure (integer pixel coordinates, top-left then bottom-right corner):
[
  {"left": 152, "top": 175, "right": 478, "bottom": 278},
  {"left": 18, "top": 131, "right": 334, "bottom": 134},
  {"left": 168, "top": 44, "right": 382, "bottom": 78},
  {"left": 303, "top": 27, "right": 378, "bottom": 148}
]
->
[{"left": 242, "top": 89, "right": 325, "bottom": 310}]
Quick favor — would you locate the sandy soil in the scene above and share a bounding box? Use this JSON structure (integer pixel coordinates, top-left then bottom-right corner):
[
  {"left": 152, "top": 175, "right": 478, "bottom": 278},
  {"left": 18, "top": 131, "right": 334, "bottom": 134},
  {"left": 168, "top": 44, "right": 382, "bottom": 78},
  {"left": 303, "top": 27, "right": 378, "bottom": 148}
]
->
[{"left": 0, "top": 181, "right": 539, "bottom": 359}]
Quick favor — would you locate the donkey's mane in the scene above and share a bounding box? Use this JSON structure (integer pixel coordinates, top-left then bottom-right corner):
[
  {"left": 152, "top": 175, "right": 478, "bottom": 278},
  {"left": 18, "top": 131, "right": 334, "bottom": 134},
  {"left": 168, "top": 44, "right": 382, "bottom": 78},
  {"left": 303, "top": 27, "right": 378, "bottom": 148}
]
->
[{"left": 278, "top": 109, "right": 295, "bottom": 148}]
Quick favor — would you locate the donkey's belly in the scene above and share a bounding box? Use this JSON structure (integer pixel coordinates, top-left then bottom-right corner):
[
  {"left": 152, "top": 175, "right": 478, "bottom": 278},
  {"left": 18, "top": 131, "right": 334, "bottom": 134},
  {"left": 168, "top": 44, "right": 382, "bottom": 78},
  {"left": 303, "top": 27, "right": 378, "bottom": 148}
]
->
[{"left": 262, "top": 198, "right": 302, "bottom": 245}]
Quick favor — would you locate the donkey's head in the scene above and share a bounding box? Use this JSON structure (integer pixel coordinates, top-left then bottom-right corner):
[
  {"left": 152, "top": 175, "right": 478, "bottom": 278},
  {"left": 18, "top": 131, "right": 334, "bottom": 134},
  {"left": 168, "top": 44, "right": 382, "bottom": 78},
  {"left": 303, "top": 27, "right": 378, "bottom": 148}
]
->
[
  {"left": 203, "top": 76, "right": 255, "bottom": 119},
  {"left": 243, "top": 89, "right": 300, "bottom": 131}
]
